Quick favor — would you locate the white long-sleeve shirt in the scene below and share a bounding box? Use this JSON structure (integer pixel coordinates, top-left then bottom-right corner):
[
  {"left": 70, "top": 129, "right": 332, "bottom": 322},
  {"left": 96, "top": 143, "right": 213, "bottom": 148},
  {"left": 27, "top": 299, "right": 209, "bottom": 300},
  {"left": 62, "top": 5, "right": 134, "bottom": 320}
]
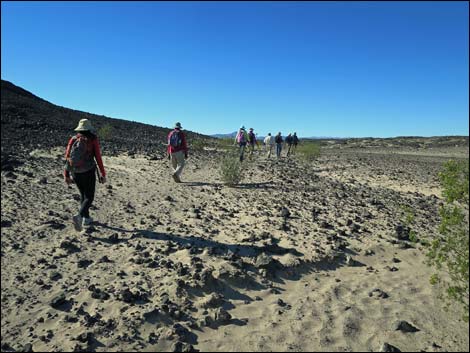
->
[{"left": 264, "top": 135, "right": 274, "bottom": 145}]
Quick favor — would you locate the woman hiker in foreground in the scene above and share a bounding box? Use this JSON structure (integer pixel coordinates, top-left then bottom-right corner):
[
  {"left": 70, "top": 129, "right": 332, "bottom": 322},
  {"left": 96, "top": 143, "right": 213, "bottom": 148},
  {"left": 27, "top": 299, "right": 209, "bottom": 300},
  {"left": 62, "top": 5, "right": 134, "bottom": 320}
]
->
[{"left": 64, "top": 119, "right": 107, "bottom": 231}]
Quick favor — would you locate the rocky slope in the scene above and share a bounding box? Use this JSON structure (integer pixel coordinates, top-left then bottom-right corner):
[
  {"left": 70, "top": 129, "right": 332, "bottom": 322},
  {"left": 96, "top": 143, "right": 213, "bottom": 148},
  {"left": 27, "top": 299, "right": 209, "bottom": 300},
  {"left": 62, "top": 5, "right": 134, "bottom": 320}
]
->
[{"left": 1, "top": 80, "right": 212, "bottom": 160}]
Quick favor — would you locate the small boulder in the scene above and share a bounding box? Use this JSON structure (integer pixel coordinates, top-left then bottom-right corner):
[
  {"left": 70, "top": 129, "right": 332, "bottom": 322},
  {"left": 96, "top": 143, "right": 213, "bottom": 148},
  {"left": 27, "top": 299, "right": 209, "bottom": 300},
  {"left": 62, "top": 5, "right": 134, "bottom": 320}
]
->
[
  {"left": 280, "top": 207, "right": 291, "bottom": 218},
  {"left": 23, "top": 343, "right": 34, "bottom": 352},
  {"left": 213, "top": 308, "right": 232, "bottom": 326},
  {"left": 200, "top": 293, "right": 225, "bottom": 309},
  {"left": 379, "top": 343, "right": 401, "bottom": 352},
  {"left": 60, "top": 240, "right": 80, "bottom": 254},
  {"left": 49, "top": 271, "right": 62, "bottom": 281},
  {"left": 368, "top": 289, "right": 389, "bottom": 299},
  {"left": 77, "top": 259, "right": 93, "bottom": 269},
  {"left": 394, "top": 224, "right": 410, "bottom": 241},
  {"left": 393, "top": 320, "right": 420, "bottom": 333},
  {"left": 108, "top": 233, "right": 119, "bottom": 244},
  {"left": 171, "top": 341, "right": 198, "bottom": 352},
  {"left": 50, "top": 293, "right": 67, "bottom": 309}
]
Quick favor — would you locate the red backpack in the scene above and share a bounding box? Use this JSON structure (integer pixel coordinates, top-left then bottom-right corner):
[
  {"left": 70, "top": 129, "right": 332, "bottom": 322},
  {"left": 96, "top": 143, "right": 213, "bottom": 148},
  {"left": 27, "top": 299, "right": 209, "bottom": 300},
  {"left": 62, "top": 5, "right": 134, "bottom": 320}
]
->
[
  {"left": 168, "top": 130, "right": 183, "bottom": 148},
  {"left": 66, "top": 134, "right": 95, "bottom": 173}
]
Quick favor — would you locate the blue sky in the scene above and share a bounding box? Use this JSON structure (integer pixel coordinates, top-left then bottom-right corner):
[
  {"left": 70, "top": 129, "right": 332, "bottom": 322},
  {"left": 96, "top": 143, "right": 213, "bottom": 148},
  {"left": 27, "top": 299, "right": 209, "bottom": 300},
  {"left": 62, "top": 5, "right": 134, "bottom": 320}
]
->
[{"left": 1, "top": 1, "right": 469, "bottom": 137}]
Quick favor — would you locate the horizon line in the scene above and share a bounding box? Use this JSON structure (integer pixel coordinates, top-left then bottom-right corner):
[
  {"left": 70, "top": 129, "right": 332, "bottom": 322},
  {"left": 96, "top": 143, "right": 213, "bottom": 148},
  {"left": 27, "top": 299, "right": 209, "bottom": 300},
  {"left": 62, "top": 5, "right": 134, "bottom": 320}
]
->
[{"left": 2, "top": 78, "right": 469, "bottom": 140}]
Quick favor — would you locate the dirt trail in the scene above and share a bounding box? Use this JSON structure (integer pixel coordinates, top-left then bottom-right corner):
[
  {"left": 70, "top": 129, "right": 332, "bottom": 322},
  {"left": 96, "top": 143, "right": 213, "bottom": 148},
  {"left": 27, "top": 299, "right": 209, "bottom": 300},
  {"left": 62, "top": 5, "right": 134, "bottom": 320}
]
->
[{"left": 1, "top": 146, "right": 468, "bottom": 352}]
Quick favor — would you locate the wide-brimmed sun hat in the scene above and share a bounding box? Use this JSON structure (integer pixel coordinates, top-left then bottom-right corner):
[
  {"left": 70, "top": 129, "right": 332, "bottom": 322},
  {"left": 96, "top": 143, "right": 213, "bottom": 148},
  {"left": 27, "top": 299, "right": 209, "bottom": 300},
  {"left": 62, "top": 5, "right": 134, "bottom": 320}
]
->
[
  {"left": 74, "top": 119, "right": 96, "bottom": 132},
  {"left": 175, "top": 122, "right": 182, "bottom": 129},
  {"left": 240, "top": 125, "right": 245, "bottom": 130}
]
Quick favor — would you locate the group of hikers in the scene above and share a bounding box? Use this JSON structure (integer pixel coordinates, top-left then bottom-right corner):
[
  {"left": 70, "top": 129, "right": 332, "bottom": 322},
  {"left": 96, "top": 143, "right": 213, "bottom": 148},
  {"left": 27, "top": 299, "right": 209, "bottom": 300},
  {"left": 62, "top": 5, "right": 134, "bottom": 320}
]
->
[
  {"left": 63, "top": 119, "right": 298, "bottom": 231},
  {"left": 234, "top": 126, "right": 299, "bottom": 162}
]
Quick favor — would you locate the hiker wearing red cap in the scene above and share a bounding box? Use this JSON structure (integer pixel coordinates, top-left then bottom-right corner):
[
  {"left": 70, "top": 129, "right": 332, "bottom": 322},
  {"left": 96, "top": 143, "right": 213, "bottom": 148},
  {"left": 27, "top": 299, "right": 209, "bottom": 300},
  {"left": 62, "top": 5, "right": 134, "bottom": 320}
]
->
[{"left": 167, "top": 122, "right": 188, "bottom": 183}]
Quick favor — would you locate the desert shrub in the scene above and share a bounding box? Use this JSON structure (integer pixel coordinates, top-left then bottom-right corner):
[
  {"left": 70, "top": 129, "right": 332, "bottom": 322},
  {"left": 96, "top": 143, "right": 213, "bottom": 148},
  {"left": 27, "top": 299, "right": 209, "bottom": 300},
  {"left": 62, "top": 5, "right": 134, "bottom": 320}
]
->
[
  {"left": 427, "top": 159, "right": 469, "bottom": 321},
  {"left": 98, "top": 123, "right": 114, "bottom": 140},
  {"left": 399, "top": 205, "right": 419, "bottom": 243},
  {"left": 215, "top": 138, "right": 235, "bottom": 150},
  {"left": 296, "top": 141, "right": 321, "bottom": 161},
  {"left": 191, "top": 139, "right": 205, "bottom": 152},
  {"left": 219, "top": 153, "right": 244, "bottom": 186}
]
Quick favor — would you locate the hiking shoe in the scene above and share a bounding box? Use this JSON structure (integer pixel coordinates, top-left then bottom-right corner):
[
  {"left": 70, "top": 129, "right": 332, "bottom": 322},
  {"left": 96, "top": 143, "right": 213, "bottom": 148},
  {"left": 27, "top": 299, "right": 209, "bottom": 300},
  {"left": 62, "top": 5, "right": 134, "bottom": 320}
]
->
[
  {"left": 72, "top": 214, "right": 83, "bottom": 232},
  {"left": 172, "top": 173, "right": 182, "bottom": 183},
  {"left": 83, "top": 217, "right": 93, "bottom": 226}
]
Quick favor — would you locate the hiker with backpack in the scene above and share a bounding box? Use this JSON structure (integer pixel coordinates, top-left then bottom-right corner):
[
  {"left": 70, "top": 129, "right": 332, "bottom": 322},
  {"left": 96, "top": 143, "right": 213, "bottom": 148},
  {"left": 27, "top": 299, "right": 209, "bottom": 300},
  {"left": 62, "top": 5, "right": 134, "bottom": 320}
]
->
[
  {"left": 275, "top": 132, "right": 283, "bottom": 158},
  {"left": 234, "top": 126, "right": 249, "bottom": 162},
  {"left": 247, "top": 128, "right": 259, "bottom": 158},
  {"left": 292, "top": 132, "right": 299, "bottom": 155},
  {"left": 167, "top": 122, "right": 188, "bottom": 183},
  {"left": 263, "top": 133, "right": 274, "bottom": 158},
  {"left": 64, "top": 119, "right": 106, "bottom": 232},
  {"left": 285, "top": 133, "right": 294, "bottom": 157}
]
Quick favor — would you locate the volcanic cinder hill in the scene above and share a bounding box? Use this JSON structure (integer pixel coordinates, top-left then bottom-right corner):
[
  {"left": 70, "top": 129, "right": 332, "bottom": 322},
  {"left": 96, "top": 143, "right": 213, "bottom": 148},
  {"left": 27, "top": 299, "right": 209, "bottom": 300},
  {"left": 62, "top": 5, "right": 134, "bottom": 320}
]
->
[
  {"left": 1, "top": 79, "right": 212, "bottom": 159},
  {"left": 1, "top": 80, "right": 469, "bottom": 352}
]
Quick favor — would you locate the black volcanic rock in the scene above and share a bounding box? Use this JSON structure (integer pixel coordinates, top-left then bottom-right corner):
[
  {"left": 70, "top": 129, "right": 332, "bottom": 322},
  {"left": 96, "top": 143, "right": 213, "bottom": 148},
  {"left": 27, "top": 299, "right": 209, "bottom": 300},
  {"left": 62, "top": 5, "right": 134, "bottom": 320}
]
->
[
  {"left": 1, "top": 80, "right": 214, "bottom": 159},
  {"left": 394, "top": 224, "right": 410, "bottom": 241},
  {"left": 1, "top": 220, "right": 12, "bottom": 227},
  {"left": 50, "top": 293, "right": 67, "bottom": 309},
  {"left": 393, "top": 320, "right": 420, "bottom": 333},
  {"left": 379, "top": 343, "right": 401, "bottom": 352},
  {"left": 60, "top": 240, "right": 81, "bottom": 254}
]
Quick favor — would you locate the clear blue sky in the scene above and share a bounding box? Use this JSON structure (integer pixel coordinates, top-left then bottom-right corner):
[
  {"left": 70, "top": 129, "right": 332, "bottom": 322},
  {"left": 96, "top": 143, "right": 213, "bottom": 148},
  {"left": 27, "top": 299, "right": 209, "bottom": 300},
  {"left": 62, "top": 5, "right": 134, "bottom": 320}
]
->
[{"left": 2, "top": 1, "right": 469, "bottom": 137}]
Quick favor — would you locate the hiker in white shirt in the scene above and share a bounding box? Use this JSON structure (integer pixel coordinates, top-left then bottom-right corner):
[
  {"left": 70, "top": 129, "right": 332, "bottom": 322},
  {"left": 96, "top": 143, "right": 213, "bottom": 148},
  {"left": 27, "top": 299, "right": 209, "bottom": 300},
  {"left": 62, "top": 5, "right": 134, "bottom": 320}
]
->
[{"left": 263, "top": 133, "right": 274, "bottom": 158}]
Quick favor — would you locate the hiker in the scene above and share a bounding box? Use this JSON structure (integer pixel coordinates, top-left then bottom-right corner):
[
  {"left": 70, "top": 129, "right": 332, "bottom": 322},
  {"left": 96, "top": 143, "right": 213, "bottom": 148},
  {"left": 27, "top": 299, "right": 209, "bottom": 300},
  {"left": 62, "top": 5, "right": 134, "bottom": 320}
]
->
[
  {"left": 292, "top": 132, "right": 299, "bottom": 154},
  {"left": 167, "top": 122, "right": 188, "bottom": 183},
  {"left": 247, "top": 128, "right": 258, "bottom": 158},
  {"left": 285, "top": 133, "right": 293, "bottom": 156},
  {"left": 64, "top": 119, "right": 106, "bottom": 232},
  {"left": 275, "top": 132, "right": 283, "bottom": 158},
  {"left": 234, "top": 126, "right": 249, "bottom": 162},
  {"left": 263, "top": 133, "right": 274, "bottom": 158}
]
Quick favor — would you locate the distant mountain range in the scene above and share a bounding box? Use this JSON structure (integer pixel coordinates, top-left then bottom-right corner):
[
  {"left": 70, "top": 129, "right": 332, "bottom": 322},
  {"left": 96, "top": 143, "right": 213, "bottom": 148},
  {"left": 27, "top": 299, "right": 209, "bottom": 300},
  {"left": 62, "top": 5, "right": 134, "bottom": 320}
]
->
[
  {"left": 210, "top": 132, "right": 348, "bottom": 140},
  {"left": 210, "top": 132, "right": 238, "bottom": 139},
  {"left": 303, "top": 136, "right": 349, "bottom": 140}
]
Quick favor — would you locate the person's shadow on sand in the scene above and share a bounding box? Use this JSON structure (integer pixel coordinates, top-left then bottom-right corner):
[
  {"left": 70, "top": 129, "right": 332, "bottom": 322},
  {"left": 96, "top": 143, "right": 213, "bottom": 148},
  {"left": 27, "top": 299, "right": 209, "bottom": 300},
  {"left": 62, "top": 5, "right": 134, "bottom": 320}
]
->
[
  {"left": 93, "top": 221, "right": 302, "bottom": 259},
  {"left": 182, "top": 181, "right": 275, "bottom": 189}
]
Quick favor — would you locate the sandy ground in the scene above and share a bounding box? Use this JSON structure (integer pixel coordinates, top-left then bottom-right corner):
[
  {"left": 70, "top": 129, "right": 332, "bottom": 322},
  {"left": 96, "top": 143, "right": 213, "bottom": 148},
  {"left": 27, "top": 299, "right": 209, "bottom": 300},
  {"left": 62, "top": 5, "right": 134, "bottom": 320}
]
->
[{"left": 1, "top": 144, "right": 469, "bottom": 352}]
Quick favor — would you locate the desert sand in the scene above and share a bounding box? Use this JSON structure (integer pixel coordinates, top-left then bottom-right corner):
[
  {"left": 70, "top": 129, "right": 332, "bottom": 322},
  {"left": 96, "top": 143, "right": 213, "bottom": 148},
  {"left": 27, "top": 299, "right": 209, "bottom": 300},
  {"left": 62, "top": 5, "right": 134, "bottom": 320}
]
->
[{"left": 1, "top": 140, "right": 469, "bottom": 352}]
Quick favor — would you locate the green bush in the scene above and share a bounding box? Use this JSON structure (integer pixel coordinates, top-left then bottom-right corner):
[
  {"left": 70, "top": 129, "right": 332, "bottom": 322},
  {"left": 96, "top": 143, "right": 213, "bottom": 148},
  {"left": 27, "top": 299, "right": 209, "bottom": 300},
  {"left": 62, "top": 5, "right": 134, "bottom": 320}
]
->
[
  {"left": 399, "top": 205, "right": 419, "bottom": 243},
  {"left": 191, "top": 139, "right": 205, "bottom": 152},
  {"left": 427, "top": 159, "right": 469, "bottom": 321},
  {"left": 296, "top": 141, "right": 321, "bottom": 161},
  {"left": 219, "top": 153, "right": 244, "bottom": 186},
  {"left": 98, "top": 123, "right": 114, "bottom": 140},
  {"left": 215, "top": 138, "right": 236, "bottom": 150},
  {"left": 440, "top": 159, "right": 469, "bottom": 203}
]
